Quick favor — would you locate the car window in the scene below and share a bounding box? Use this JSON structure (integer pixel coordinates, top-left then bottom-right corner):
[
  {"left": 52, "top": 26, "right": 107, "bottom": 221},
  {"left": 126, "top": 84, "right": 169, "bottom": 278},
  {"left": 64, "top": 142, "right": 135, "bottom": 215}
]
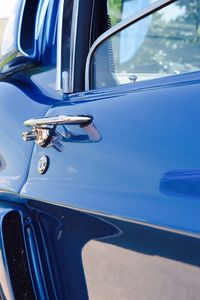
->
[
  {"left": 107, "top": 0, "right": 156, "bottom": 26},
  {"left": 90, "top": 0, "right": 200, "bottom": 89},
  {"left": 91, "top": 0, "right": 156, "bottom": 45}
]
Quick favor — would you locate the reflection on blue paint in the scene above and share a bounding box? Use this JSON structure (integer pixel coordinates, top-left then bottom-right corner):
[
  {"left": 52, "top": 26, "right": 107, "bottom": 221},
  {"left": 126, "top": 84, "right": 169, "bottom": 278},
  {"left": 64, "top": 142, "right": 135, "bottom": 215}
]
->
[{"left": 160, "top": 169, "right": 200, "bottom": 199}]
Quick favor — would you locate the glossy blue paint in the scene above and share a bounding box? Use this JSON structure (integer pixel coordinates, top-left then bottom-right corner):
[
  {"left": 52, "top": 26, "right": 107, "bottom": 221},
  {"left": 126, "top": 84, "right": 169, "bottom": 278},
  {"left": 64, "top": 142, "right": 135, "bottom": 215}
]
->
[
  {"left": 21, "top": 71, "right": 200, "bottom": 234},
  {"left": 24, "top": 199, "right": 200, "bottom": 300},
  {"left": 0, "top": 0, "right": 60, "bottom": 195},
  {"left": 0, "top": 81, "right": 46, "bottom": 193},
  {"left": 41, "top": 0, "right": 59, "bottom": 66},
  {"left": 160, "top": 169, "right": 200, "bottom": 198},
  {"left": 0, "top": 66, "right": 63, "bottom": 195},
  {"left": 0, "top": 0, "right": 200, "bottom": 299},
  {"left": 25, "top": 199, "right": 118, "bottom": 300},
  {"left": 0, "top": 191, "right": 198, "bottom": 300}
]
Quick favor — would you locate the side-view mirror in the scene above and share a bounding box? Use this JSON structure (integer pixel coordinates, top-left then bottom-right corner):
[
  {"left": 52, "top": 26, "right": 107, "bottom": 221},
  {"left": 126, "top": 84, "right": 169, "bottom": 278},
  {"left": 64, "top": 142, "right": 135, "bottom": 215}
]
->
[{"left": 0, "top": 0, "right": 48, "bottom": 78}]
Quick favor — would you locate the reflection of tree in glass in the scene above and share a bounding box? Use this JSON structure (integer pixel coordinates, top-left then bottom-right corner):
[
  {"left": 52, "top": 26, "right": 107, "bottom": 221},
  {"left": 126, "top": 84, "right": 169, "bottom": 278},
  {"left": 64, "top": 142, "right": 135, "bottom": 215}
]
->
[
  {"left": 119, "top": 0, "right": 200, "bottom": 76},
  {"left": 177, "top": 0, "right": 200, "bottom": 34},
  {"left": 108, "top": 0, "right": 122, "bottom": 25}
]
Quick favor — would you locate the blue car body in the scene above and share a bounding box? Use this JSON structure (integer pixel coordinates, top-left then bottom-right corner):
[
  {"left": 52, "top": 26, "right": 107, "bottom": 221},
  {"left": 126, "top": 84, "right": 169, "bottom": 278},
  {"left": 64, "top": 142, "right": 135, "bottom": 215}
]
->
[{"left": 0, "top": 0, "right": 200, "bottom": 299}]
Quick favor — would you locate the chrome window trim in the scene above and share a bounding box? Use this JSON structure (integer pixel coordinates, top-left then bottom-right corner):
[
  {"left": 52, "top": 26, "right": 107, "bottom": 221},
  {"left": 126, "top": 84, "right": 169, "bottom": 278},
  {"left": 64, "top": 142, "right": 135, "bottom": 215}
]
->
[
  {"left": 35, "top": 0, "right": 50, "bottom": 41},
  {"left": 85, "top": 0, "right": 176, "bottom": 91},
  {"left": 69, "top": 0, "right": 80, "bottom": 93},
  {"left": 16, "top": 0, "right": 27, "bottom": 57},
  {"left": 56, "top": 0, "right": 65, "bottom": 92},
  {"left": 56, "top": 0, "right": 80, "bottom": 94},
  {"left": 89, "top": 0, "right": 96, "bottom": 49},
  {"left": 17, "top": 0, "right": 47, "bottom": 58}
]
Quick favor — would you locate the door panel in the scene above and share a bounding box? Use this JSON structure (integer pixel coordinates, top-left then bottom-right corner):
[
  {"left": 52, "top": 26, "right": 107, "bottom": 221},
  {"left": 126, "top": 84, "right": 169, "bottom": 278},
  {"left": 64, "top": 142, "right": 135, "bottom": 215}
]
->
[
  {"left": 21, "top": 72, "right": 200, "bottom": 299},
  {"left": 21, "top": 72, "right": 200, "bottom": 234}
]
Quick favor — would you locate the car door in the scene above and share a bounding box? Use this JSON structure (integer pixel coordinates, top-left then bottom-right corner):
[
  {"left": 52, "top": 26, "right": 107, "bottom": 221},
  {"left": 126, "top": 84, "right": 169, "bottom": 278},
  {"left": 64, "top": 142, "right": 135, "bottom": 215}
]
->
[{"left": 21, "top": 0, "right": 200, "bottom": 299}]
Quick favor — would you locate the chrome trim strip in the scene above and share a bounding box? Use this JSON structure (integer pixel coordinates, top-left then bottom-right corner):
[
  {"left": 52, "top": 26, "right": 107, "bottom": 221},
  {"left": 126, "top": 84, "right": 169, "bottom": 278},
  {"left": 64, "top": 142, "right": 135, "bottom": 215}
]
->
[
  {"left": 85, "top": 0, "right": 176, "bottom": 90},
  {"left": 35, "top": 0, "right": 49, "bottom": 40},
  {"left": 34, "top": 0, "right": 49, "bottom": 41},
  {"left": 17, "top": 0, "right": 47, "bottom": 58},
  {"left": 17, "top": 0, "right": 28, "bottom": 57},
  {"left": 56, "top": 0, "right": 65, "bottom": 92},
  {"left": 69, "top": 0, "right": 80, "bottom": 93},
  {"left": 34, "top": 0, "right": 50, "bottom": 61},
  {"left": 89, "top": 0, "right": 96, "bottom": 47}
]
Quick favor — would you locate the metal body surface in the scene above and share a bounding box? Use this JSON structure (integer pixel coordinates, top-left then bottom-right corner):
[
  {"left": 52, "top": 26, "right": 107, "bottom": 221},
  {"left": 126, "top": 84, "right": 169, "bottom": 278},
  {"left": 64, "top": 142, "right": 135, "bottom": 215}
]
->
[
  {"left": 21, "top": 71, "right": 200, "bottom": 299},
  {"left": 22, "top": 71, "right": 200, "bottom": 234},
  {"left": 0, "top": 80, "right": 48, "bottom": 193},
  {"left": 0, "top": 0, "right": 200, "bottom": 299}
]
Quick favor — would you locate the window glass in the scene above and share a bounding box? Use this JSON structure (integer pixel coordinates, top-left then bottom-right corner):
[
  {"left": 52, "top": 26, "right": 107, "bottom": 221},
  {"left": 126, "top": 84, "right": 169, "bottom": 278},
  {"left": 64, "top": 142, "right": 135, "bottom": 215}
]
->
[
  {"left": 91, "top": 0, "right": 200, "bottom": 89},
  {"left": 108, "top": 0, "right": 156, "bottom": 26},
  {"left": 91, "top": 0, "right": 156, "bottom": 46}
]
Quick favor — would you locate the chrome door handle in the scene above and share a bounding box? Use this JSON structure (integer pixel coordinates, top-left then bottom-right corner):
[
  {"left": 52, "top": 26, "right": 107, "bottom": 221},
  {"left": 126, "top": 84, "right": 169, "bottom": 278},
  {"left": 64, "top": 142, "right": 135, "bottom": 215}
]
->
[
  {"left": 24, "top": 115, "right": 93, "bottom": 127},
  {"left": 22, "top": 115, "right": 101, "bottom": 151}
]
